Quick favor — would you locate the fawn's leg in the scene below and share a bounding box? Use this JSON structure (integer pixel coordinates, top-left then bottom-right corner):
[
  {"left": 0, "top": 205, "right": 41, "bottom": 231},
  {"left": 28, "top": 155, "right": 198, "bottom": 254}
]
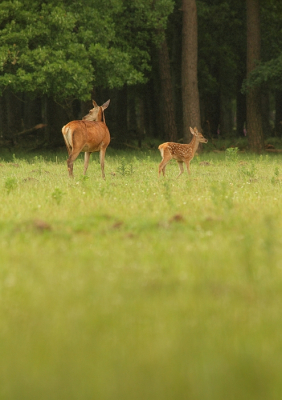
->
[
  {"left": 159, "top": 159, "right": 171, "bottom": 176},
  {"left": 176, "top": 161, "right": 184, "bottom": 178},
  {"left": 185, "top": 160, "right": 191, "bottom": 175},
  {"left": 158, "top": 149, "right": 172, "bottom": 177}
]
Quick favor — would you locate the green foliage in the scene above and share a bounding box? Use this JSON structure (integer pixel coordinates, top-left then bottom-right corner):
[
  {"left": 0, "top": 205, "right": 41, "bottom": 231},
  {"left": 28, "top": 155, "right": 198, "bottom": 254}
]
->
[
  {"left": 225, "top": 147, "right": 239, "bottom": 162},
  {"left": 51, "top": 187, "right": 64, "bottom": 204},
  {"left": 0, "top": 0, "right": 174, "bottom": 99},
  {"left": 271, "top": 166, "right": 280, "bottom": 184},
  {"left": 117, "top": 156, "right": 133, "bottom": 175},
  {"left": 197, "top": 0, "right": 282, "bottom": 97},
  {"left": 241, "top": 0, "right": 282, "bottom": 92},
  {"left": 4, "top": 176, "right": 17, "bottom": 193},
  {"left": 238, "top": 161, "right": 257, "bottom": 179},
  {"left": 197, "top": 0, "right": 246, "bottom": 97},
  {"left": 242, "top": 54, "right": 282, "bottom": 92}
]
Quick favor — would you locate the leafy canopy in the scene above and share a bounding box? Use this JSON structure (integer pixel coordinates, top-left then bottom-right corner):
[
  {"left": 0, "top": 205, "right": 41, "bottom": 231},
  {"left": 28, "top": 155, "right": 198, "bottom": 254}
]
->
[{"left": 0, "top": 0, "right": 174, "bottom": 100}]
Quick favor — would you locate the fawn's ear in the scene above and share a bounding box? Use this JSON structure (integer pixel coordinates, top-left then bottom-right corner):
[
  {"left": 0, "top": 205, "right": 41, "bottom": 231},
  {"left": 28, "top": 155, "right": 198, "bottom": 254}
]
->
[
  {"left": 92, "top": 100, "right": 98, "bottom": 108},
  {"left": 193, "top": 127, "right": 199, "bottom": 135},
  {"left": 190, "top": 127, "right": 196, "bottom": 135}
]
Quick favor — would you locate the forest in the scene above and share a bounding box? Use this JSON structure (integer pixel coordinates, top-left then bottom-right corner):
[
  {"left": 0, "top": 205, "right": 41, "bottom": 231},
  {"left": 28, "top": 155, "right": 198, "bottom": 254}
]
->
[
  {"left": 2, "top": 2, "right": 282, "bottom": 398},
  {"left": 0, "top": 0, "right": 282, "bottom": 153}
]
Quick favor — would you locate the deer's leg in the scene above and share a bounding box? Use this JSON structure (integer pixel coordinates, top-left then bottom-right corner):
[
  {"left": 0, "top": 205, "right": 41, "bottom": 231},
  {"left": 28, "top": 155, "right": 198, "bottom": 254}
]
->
[
  {"left": 84, "top": 152, "right": 91, "bottom": 175},
  {"left": 159, "top": 159, "right": 171, "bottom": 177},
  {"left": 185, "top": 160, "right": 191, "bottom": 175},
  {"left": 158, "top": 150, "right": 172, "bottom": 177},
  {"left": 67, "top": 150, "right": 81, "bottom": 178},
  {"left": 176, "top": 161, "right": 184, "bottom": 178},
  {"left": 99, "top": 147, "right": 107, "bottom": 179},
  {"left": 62, "top": 136, "right": 71, "bottom": 156}
]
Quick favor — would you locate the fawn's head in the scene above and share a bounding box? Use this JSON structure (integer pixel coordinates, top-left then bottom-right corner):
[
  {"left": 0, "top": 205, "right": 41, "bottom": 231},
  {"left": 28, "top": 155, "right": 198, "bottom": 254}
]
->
[
  {"left": 83, "top": 99, "right": 110, "bottom": 122},
  {"left": 190, "top": 127, "right": 208, "bottom": 143}
]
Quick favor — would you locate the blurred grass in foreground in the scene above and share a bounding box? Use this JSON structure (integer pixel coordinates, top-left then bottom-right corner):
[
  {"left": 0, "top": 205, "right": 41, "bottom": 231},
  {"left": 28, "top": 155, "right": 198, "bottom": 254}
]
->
[{"left": 0, "top": 148, "right": 282, "bottom": 399}]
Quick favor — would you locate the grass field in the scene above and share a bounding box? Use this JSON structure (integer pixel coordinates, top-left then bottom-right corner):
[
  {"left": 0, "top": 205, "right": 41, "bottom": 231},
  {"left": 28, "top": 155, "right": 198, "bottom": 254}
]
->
[{"left": 0, "top": 146, "right": 282, "bottom": 399}]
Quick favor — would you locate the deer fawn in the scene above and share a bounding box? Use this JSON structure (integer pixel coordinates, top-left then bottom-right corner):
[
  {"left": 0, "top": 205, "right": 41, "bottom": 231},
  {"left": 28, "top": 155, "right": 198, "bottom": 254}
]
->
[
  {"left": 62, "top": 99, "right": 110, "bottom": 179},
  {"left": 158, "top": 127, "right": 208, "bottom": 178}
]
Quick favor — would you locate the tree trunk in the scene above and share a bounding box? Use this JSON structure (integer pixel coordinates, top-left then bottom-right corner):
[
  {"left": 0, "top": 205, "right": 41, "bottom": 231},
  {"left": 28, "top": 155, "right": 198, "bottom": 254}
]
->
[
  {"left": 158, "top": 37, "right": 178, "bottom": 142},
  {"left": 6, "top": 91, "right": 23, "bottom": 145},
  {"left": 246, "top": 0, "right": 264, "bottom": 152},
  {"left": 236, "top": 79, "right": 247, "bottom": 137},
  {"left": 144, "top": 82, "right": 157, "bottom": 138},
  {"left": 261, "top": 86, "right": 270, "bottom": 136},
  {"left": 275, "top": 90, "right": 282, "bottom": 136},
  {"left": 23, "top": 95, "right": 42, "bottom": 128},
  {"left": 182, "top": 0, "right": 201, "bottom": 143},
  {"left": 42, "top": 96, "right": 67, "bottom": 146},
  {"left": 117, "top": 85, "right": 128, "bottom": 138},
  {"left": 136, "top": 93, "right": 145, "bottom": 145},
  {"left": 0, "top": 95, "right": 8, "bottom": 140},
  {"left": 220, "top": 91, "right": 233, "bottom": 136}
]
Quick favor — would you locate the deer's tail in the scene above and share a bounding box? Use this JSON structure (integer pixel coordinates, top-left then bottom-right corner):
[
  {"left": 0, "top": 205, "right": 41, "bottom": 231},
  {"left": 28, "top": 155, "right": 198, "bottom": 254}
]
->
[{"left": 62, "top": 125, "right": 73, "bottom": 153}]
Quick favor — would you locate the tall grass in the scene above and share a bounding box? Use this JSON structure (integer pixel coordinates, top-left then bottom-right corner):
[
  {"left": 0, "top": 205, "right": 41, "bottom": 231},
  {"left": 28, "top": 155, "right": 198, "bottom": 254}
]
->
[{"left": 0, "top": 147, "right": 282, "bottom": 399}]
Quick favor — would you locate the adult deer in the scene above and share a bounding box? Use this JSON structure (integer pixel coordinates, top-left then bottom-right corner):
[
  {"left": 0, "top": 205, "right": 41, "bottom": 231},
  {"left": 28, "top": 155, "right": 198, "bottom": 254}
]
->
[
  {"left": 62, "top": 99, "right": 110, "bottom": 179},
  {"left": 158, "top": 127, "right": 208, "bottom": 178}
]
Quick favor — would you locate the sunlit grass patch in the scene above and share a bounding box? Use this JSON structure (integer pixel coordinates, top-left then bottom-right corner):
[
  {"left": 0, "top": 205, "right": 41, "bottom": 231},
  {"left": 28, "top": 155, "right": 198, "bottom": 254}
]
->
[{"left": 0, "top": 148, "right": 282, "bottom": 399}]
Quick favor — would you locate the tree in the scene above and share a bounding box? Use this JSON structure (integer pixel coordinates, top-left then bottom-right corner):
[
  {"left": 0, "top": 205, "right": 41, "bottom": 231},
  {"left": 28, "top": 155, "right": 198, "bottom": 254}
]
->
[
  {"left": 0, "top": 0, "right": 174, "bottom": 101},
  {"left": 158, "top": 36, "right": 178, "bottom": 142},
  {"left": 246, "top": 0, "right": 264, "bottom": 152},
  {"left": 182, "top": 0, "right": 201, "bottom": 143},
  {"left": 0, "top": 0, "right": 174, "bottom": 146},
  {"left": 243, "top": 0, "right": 282, "bottom": 136}
]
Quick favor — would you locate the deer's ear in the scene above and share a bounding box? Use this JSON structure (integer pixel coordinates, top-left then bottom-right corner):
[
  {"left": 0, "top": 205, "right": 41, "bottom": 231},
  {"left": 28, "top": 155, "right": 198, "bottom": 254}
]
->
[
  {"left": 102, "top": 99, "right": 110, "bottom": 110},
  {"left": 92, "top": 100, "right": 98, "bottom": 107},
  {"left": 190, "top": 127, "right": 195, "bottom": 135},
  {"left": 194, "top": 127, "right": 199, "bottom": 135}
]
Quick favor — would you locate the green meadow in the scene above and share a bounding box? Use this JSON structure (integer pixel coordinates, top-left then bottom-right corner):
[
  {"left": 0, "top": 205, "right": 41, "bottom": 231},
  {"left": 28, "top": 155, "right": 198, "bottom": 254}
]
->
[{"left": 0, "top": 146, "right": 282, "bottom": 399}]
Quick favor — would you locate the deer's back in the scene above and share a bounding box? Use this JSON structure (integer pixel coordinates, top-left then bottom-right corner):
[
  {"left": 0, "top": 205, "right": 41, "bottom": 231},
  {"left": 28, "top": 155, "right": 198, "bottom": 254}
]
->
[{"left": 159, "top": 142, "right": 193, "bottom": 160}]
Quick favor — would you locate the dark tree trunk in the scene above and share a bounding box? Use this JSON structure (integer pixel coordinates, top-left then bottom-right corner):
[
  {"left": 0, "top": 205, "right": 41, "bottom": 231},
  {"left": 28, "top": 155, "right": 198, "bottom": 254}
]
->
[
  {"left": 182, "top": 0, "right": 201, "bottom": 143},
  {"left": 246, "top": 0, "right": 264, "bottom": 152},
  {"left": 136, "top": 93, "right": 145, "bottom": 145},
  {"left": 220, "top": 91, "right": 233, "bottom": 136},
  {"left": 144, "top": 82, "right": 157, "bottom": 138},
  {"left": 275, "top": 90, "right": 282, "bottom": 136},
  {"left": 261, "top": 86, "right": 270, "bottom": 136},
  {"left": 42, "top": 96, "right": 49, "bottom": 143},
  {"left": 6, "top": 91, "right": 23, "bottom": 145},
  {"left": 237, "top": 80, "right": 247, "bottom": 137},
  {"left": 158, "top": 37, "right": 178, "bottom": 142},
  {"left": 127, "top": 86, "right": 137, "bottom": 134},
  {"left": 202, "top": 95, "right": 220, "bottom": 138},
  {"left": 0, "top": 95, "right": 8, "bottom": 140},
  {"left": 23, "top": 95, "right": 42, "bottom": 128},
  {"left": 116, "top": 85, "right": 128, "bottom": 137},
  {"left": 42, "top": 97, "right": 68, "bottom": 146}
]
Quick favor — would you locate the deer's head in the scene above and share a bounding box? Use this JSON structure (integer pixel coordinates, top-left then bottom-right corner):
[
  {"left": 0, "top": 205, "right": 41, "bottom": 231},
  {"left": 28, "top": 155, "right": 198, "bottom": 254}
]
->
[
  {"left": 190, "top": 127, "right": 208, "bottom": 143},
  {"left": 83, "top": 99, "right": 110, "bottom": 122}
]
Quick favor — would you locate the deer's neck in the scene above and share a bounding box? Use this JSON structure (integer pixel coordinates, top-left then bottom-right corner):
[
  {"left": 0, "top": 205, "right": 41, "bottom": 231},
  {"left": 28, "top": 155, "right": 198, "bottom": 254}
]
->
[{"left": 190, "top": 135, "right": 200, "bottom": 156}]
